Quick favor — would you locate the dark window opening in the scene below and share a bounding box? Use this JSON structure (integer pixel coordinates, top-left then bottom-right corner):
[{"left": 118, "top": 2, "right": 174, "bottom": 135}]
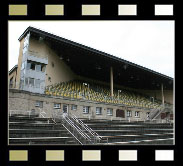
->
[
  {"left": 9, "top": 77, "right": 13, "bottom": 88},
  {"left": 26, "top": 60, "right": 46, "bottom": 72},
  {"left": 30, "top": 63, "right": 35, "bottom": 70},
  {"left": 116, "top": 109, "right": 125, "bottom": 118}
]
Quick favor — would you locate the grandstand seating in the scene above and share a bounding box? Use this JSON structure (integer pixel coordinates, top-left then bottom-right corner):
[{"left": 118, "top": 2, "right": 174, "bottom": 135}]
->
[{"left": 45, "top": 80, "right": 161, "bottom": 109}]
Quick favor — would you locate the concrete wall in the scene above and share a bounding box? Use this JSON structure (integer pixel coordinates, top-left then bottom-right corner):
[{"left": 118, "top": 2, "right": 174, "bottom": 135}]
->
[
  {"left": 15, "top": 38, "right": 25, "bottom": 89},
  {"left": 28, "top": 37, "right": 76, "bottom": 86},
  {"left": 45, "top": 45, "right": 76, "bottom": 86},
  {"left": 28, "top": 37, "right": 49, "bottom": 59},
  {"left": 9, "top": 89, "right": 153, "bottom": 121}
]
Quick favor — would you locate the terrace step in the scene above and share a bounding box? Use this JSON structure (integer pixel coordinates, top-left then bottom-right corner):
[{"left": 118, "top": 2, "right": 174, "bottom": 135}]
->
[
  {"left": 9, "top": 136, "right": 77, "bottom": 145},
  {"left": 9, "top": 115, "right": 174, "bottom": 145}
]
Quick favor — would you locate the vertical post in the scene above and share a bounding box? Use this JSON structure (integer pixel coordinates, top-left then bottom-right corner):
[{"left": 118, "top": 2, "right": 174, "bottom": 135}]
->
[
  {"left": 118, "top": 90, "right": 119, "bottom": 101},
  {"left": 88, "top": 84, "right": 90, "bottom": 100},
  {"left": 110, "top": 67, "right": 113, "bottom": 97},
  {"left": 118, "top": 90, "right": 121, "bottom": 103},
  {"left": 161, "top": 83, "right": 164, "bottom": 107}
]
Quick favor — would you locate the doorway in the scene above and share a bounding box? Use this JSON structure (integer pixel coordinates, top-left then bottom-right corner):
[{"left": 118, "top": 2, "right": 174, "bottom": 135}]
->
[
  {"left": 63, "top": 104, "right": 68, "bottom": 114},
  {"left": 116, "top": 109, "right": 125, "bottom": 118}
]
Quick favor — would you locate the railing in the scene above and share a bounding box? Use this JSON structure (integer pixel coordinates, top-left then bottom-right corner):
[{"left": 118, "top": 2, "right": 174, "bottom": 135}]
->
[
  {"left": 62, "top": 114, "right": 93, "bottom": 145},
  {"left": 70, "top": 114, "right": 103, "bottom": 143},
  {"left": 38, "top": 108, "right": 57, "bottom": 124},
  {"left": 9, "top": 110, "right": 33, "bottom": 117},
  {"left": 52, "top": 112, "right": 107, "bottom": 145},
  {"left": 39, "top": 108, "right": 47, "bottom": 118},
  {"left": 149, "top": 108, "right": 162, "bottom": 120},
  {"left": 149, "top": 104, "right": 173, "bottom": 121}
]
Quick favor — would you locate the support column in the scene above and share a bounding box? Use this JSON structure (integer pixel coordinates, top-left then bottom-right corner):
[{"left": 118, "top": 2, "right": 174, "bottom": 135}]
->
[
  {"left": 110, "top": 67, "right": 113, "bottom": 97},
  {"left": 161, "top": 83, "right": 164, "bottom": 107}
]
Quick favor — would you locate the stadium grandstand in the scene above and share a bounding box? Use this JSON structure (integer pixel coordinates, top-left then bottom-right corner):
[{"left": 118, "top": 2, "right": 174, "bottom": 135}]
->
[{"left": 8, "top": 26, "right": 174, "bottom": 145}]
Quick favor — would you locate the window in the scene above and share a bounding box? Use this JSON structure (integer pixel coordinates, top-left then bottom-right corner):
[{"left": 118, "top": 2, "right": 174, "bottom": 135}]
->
[
  {"left": 30, "top": 63, "right": 35, "bottom": 70},
  {"left": 147, "top": 112, "right": 150, "bottom": 118},
  {"left": 83, "top": 106, "right": 89, "bottom": 114},
  {"left": 127, "top": 110, "right": 132, "bottom": 117},
  {"left": 96, "top": 107, "right": 102, "bottom": 115},
  {"left": 9, "top": 77, "right": 13, "bottom": 88},
  {"left": 135, "top": 111, "right": 140, "bottom": 118},
  {"left": 29, "top": 78, "right": 34, "bottom": 87},
  {"left": 71, "top": 104, "right": 77, "bottom": 111},
  {"left": 63, "top": 104, "right": 68, "bottom": 113},
  {"left": 35, "top": 101, "right": 43, "bottom": 108},
  {"left": 54, "top": 103, "right": 61, "bottom": 109},
  {"left": 10, "top": 77, "right": 13, "bottom": 85},
  {"left": 26, "top": 61, "right": 45, "bottom": 72},
  {"left": 27, "top": 61, "right": 35, "bottom": 70},
  {"left": 107, "top": 108, "right": 113, "bottom": 116},
  {"left": 35, "top": 79, "right": 41, "bottom": 88},
  {"left": 25, "top": 77, "right": 29, "bottom": 86},
  {"left": 36, "top": 64, "right": 41, "bottom": 72},
  {"left": 25, "top": 78, "right": 43, "bottom": 89}
]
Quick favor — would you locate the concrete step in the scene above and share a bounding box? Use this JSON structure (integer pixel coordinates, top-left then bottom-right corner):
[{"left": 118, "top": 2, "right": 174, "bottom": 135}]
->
[
  {"left": 103, "top": 134, "right": 173, "bottom": 143},
  {"left": 95, "top": 130, "right": 173, "bottom": 136},
  {"left": 9, "top": 118, "right": 54, "bottom": 124},
  {"left": 9, "top": 129, "right": 70, "bottom": 138},
  {"left": 9, "top": 123, "right": 64, "bottom": 130},
  {"left": 82, "top": 119, "right": 173, "bottom": 126},
  {"left": 9, "top": 136, "right": 77, "bottom": 145},
  {"left": 87, "top": 126, "right": 173, "bottom": 131},
  {"left": 8, "top": 115, "right": 174, "bottom": 145},
  {"left": 103, "top": 138, "right": 174, "bottom": 145},
  {"left": 9, "top": 114, "right": 39, "bottom": 118}
]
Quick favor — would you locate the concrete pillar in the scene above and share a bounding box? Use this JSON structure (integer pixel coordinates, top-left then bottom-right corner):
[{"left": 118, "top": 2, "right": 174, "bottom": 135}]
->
[
  {"left": 110, "top": 67, "right": 113, "bottom": 97},
  {"left": 161, "top": 83, "right": 164, "bottom": 107}
]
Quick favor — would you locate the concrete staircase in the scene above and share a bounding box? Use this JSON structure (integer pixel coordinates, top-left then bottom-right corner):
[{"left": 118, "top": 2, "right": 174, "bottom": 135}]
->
[
  {"left": 9, "top": 114, "right": 78, "bottom": 145},
  {"left": 9, "top": 115, "right": 174, "bottom": 145},
  {"left": 81, "top": 119, "right": 174, "bottom": 145}
]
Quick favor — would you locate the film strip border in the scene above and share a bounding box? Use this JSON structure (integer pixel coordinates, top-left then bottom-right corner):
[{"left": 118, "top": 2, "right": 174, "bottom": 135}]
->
[
  {"left": 6, "top": 149, "right": 176, "bottom": 163},
  {"left": 7, "top": 2, "right": 175, "bottom": 18}
]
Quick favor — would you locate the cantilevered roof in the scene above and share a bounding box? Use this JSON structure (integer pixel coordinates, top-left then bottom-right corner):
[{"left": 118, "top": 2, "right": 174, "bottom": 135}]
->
[{"left": 19, "top": 26, "right": 173, "bottom": 90}]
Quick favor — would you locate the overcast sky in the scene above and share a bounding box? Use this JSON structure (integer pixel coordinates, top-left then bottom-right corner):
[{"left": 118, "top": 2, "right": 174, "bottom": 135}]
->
[{"left": 8, "top": 21, "right": 174, "bottom": 78}]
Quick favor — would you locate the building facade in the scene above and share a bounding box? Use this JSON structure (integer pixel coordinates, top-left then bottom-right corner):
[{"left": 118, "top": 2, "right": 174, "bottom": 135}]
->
[{"left": 8, "top": 27, "right": 174, "bottom": 121}]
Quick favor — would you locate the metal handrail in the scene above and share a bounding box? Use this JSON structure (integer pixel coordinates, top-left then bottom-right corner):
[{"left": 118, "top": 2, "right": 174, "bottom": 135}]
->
[
  {"left": 9, "top": 110, "right": 32, "bottom": 117},
  {"left": 63, "top": 116, "right": 91, "bottom": 140},
  {"left": 61, "top": 114, "right": 94, "bottom": 144},
  {"left": 62, "top": 124, "right": 83, "bottom": 145},
  {"left": 72, "top": 116, "right": 95, "bottom": 137},
  {"left": 38, "top": 108, "right": 57, "bottom": 124},
  {"left": 71, "top": 114, "right": 102, "bottom": 140}
]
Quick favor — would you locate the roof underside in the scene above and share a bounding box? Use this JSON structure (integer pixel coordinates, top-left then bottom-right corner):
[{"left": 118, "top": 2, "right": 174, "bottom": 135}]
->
[{"left": 19, "top": 27, "right": 173, "bottom": 90}]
